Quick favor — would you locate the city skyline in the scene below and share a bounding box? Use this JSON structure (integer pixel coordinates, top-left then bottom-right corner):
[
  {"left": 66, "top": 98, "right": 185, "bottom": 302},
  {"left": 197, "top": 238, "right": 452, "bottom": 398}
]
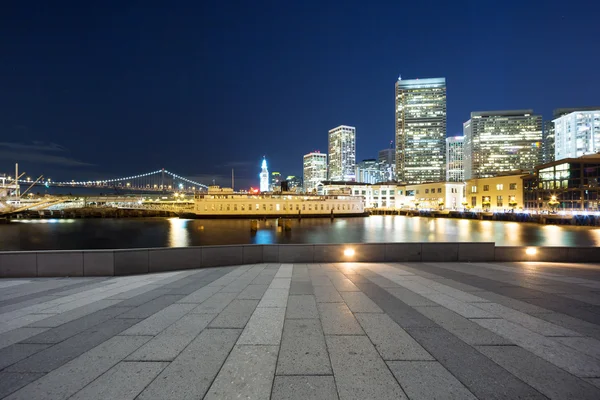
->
[{"left": 1, "top": 1, "right": 599, "bottom": 189}]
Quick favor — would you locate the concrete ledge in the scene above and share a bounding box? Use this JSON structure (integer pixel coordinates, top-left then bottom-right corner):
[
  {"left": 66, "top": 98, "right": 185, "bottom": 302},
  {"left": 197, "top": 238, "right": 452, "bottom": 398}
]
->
[
  {"left": 0, "top": 252, "right": 37, "bottom": 278},
  {"left": 114, "top": 249, "right": 149, "bottom": 276},
  {"left": 2, "top": 243, "right": 600, "bottom": 278},
  {"left": 202, "top": 245, "right": 243, "bottom": 267},
  {"left": 495, "top": 246, "right": 569, "bottom": 262},
  {"left": 243, "top": 245, "right": 263, "bottom": 264},
  {"left": 384, "top": 243, "right": 422, "bottom": 262},
  {"left": 459, "top": 242, "right": 495, "bottom": 262},
  {"left": 421, "top": 243, "right": 459, "bottom": 262},
  {"left": 84, "top": 251, "right": 115, "bottom": 276},
  {"left": 279, "top": 245, "right": 314, "bottom": 263},
  {"left": 37, "top": 252, "right": 83, "bottom": 277},
  {"left": 149, "top": 248, "right": 202, "bottom": 272}
]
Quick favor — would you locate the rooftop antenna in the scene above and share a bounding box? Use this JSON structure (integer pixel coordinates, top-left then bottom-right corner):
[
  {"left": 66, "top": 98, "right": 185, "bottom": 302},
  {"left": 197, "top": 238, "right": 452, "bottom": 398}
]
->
[{"left": 398, "top": 74, "right": 402, "bottom": 81}]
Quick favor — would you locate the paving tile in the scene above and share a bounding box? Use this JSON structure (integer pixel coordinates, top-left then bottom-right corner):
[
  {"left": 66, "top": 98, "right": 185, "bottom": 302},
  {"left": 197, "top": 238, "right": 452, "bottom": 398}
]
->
[
  {"left": 23, "top": 306, "right": 132, "bottom": 344},
  {"left": 114, "top": 288, "right": 171, "bottom": 307},
  {"left": 318, "top": 303, "right": 363, "bottom": 335},
  {"left": 355, "top": 313, "right": 433, "bottom": 361},
  {"left": 478, "top": 345, "right": 600, "bottom": 400},
  {"left": 313, "top": 286, "right": 344, "bottom": 303},
  {"left": 127, "top": 313, "right": 216, "bottom": 361},
  {"left": 0, "top": 372, "right": 44, "bottom": 399},
  {"left": 137, "top": 328, "right": 241, "bottom": 400},
  {"left": 176, "top": 285, "right": 221, "bottom": 303},
  {"left": 424, "top": 292, "right": 496, "bottom": 318},
  {"left": 473, "top": 302, "right": 583, "bottom": 336},
  {"left": 286, "top": 295, "right": 319, "bottom": 319},
  {"left": 209, "top": 299, "right": 259, "bottom": 328},
  {"left": 415, "top": 306, "right": 513, "bottom": 346},
  {"left": 4, "top": 336, "right": 151, "bottom": 400},
  {"left": 237, "top": 307, "right": 286, "bottom": 345},
  {"left": 258, "top": 288, "right": 289, "bottom": 308},
  {"left": 276, "top": 319, "right": 331, "bottom": 375},
  {"left": 475, "top": 318, "right": 600, "bottom": 377},
  {"left": 272, "top": 376, "right": 338, "bottom": 400},
  {"left": 6, "top": 317, "right": 141, "bottom": 373},
  {"left": 236, "top": 284, "right": 269, "bottom": 299},
  {"left": 553, "top": 336, "right": 600, "bottom": 361},
  {"left": 385, "top": 287, "right": 438, "bottom": 306},
  {"left": 0, "top": 343, "right": 50, "bottom": 370},
  {"left": 340, "top": 291, "right": 382, "bottom": 313},
  {"left": 120, "top": 303, "right": 197, "bottom": 336},
  {"left": 0, "top": 328, "right": 49, "bottom": 350},
  {"left": 325, "top": 335, "right": 407, "bottom": 400},
  {"left": 269, "top": 278, "right": 292, "bottom": 289},
  {"left": 190, "top": 291, "right": 238, "bottom": 313},
  {"left": 587, "top": 378, "right": 600, "bottom": 389},
  {"left": 405, "top": 326, "right": 546, "bottom": 399},
  {"left": 532, "top": 312, "right": 600, "bottom": 340},
  {"left": 349, "top": 280, "right": 438, "bottom": 329},
  {"left": 116, "top": 294, "right": 184, "bottom": 319},
  {"left": 474, "top": 290, "right": 555, "bottom": 314},
  {"left": 204, "top": 345, "right": 278, "bottom": 400},
  {"left": 388, "top": 361, "right": 477, "bottom": 400},
  {"left": 69, "top": 361, "right": 168, "bottom": 400},
  {"left": 289, "top": 281, "right": 313, "bottom": 295},
  {"left": 330, "top": 278, "right": 360, "bottom": 292}
]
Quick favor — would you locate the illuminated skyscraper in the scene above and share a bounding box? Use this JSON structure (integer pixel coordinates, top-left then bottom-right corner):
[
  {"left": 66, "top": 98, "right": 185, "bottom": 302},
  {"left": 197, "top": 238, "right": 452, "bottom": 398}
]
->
[
  {"left": 378, "top": 146, "right": 396, "bottom": 181},
  {"left": 328, "top": 125, "right": 356, "bottom": 181},
  {"left": 303, "top": 151, "right": 327, "bottom": 193},
  {"left": 553, "top": 108, "right": 600, "bottom": 161},
  {"left": 464, "top": 110, "right": 542, "bottom": 180},
  {"left": 355, "top": 159, "right": 381, "bottom": 184},
  {"left": 395, "top": 77, "right": 446, "bottom": 183},
  {"left": 259, "top": 157, "right": 269, "bottom": 192},
  {"left": 542, "top": 120, "right": 555, "bottom": 164},
  {"left": 271, "top": 171, "right": 282, "bottom": 191},
  {"left": 446, "top": 136, "right": 464, "bottom": 182}
]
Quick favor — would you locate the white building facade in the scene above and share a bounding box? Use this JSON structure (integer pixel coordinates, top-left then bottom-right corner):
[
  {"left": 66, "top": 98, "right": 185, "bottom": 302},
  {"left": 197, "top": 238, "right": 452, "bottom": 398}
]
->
[
  {"left": 446, "top": 135, "right": 464, "bottom": 182},
  {"left": 303, "top": 152, "right": 327, "bottom": 194},
  {"left": 553, "top": 110, "right": 600, "bottom": 161},
  {"left": 328, "top": 125, "right": 356, "bottom": 181}
]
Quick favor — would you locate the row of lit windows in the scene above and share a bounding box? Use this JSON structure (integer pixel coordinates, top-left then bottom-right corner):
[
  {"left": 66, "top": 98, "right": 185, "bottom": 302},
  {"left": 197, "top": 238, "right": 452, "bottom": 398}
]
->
[
  {"left": 199, "top": 203, "right": 357, "bottom": 212},
  {"left": 470, "top": 183, "right": 518, "bottom": 193}
]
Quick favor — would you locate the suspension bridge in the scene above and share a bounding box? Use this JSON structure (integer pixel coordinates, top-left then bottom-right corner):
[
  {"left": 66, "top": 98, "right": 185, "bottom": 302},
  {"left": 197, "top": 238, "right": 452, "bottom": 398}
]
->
[{"left": 3, "top": 168, "right": 210, "bottom": 194}]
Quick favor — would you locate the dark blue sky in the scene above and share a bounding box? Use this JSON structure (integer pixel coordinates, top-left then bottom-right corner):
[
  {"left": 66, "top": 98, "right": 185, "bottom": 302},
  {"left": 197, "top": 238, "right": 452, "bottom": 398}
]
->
[{"left": 1, "top": 0, "right": 599, "bottom": 188}]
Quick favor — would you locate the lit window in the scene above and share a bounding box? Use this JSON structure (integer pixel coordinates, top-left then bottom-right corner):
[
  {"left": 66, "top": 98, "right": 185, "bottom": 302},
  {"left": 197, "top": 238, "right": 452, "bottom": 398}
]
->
[
  {"left": 276, "top": 204, "right": 280, "bottom": 211},
  {"left": 471, "top": 186, "right": 477, "bottom": 193},
  {"left": 496, "top": 184, "right": 504, "bottom": 190},
  {"left": 256, "top": 204, "right": 259, "bottom": 210}
]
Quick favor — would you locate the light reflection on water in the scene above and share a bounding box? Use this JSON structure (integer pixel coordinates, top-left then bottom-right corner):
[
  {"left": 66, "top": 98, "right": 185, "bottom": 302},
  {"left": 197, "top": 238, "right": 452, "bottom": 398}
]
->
[{"left": 1, "top": 215, "right": 599, "bottom": 250}]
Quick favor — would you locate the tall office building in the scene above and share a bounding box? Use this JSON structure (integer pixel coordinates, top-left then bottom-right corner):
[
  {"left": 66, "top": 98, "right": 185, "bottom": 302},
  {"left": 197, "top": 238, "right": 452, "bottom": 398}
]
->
[
  {"left": 542, "top": 120, "right": 555, "bottom": 164},
  {"left": 395, "top": 77, "right": 446, "bottom": 183},
  {"left": 463, "top": 110, "right": 542, "bottom": 180},
  {"left": 259, "top": 157, "right": 269, "bottom": 192},
  {"left": 303, "top": 152, "right": 327, "bottom": 193},
  {"left": 553, "top": 108, "right": 600, "bottom": 161},
  {"left": 446, "top": 135, "right": 464, "bottom": 182},
  {"left": 270, "top": 172, "right": 282, "bottom": 191},
  {"left": 355, "top": 159, "right": 380, "bottom": 184},
  {"left": 378, "top": 146, "right": 396, "bottom": 181},
  {"left": 328, "top": 125, "right": 356, "bottom": 181}
]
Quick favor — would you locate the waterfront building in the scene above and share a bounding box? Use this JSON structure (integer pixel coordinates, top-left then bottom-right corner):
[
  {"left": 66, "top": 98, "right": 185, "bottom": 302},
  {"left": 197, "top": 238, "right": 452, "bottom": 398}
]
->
[
  {"left": 271, "top": 171, "right": 282, "bottom": 192},
  {"left": 328, "top": 125, "right": 356, "bottom": 181},
  {"left": 356, "top": 159, "right": 381, "bottom": 184},
  {"left": 303, "top": 152, "right": 327, "bottom": 194},
  {"left": 259, "top": 157, "right": 269, "bottom": 192},
  {"left": 542, "top": 120, "right": 555, "bottom": 164},
  {"left": 395, "top": 77, "right": 446, "bottom": 183},
  {"left": 446, "top": 135, "right": 464, "bottom": 182},
  {"left": 316, "top": 181, "right": 405, "bottom": 209},
  {"left": 406, "top": 182, "right": 464, "bottom": 210},
  {"left": 463, "top": 110, "right": 542, "bottom": 180},
  {"left": 553, "top": 108, "right": 600, "bottom": 161},
  {"left": 522, "top": 154, "right": 600, "bottom": 211},
  {"left": 378, "top": 147, "right": 396, "bottom": 181},
  {"left": 465, "top": 173, "right": 526, "bottom": 211}
]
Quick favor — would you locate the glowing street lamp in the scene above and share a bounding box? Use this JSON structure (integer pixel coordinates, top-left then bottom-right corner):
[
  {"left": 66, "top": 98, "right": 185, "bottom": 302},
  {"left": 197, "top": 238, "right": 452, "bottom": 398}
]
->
[{"left": 548, "top": 195, "right": 559, "bottom": 213}]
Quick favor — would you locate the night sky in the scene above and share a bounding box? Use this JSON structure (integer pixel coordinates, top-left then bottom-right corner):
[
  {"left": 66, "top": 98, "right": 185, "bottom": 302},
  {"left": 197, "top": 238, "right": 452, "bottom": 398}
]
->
[{"left": 1, "top": 0, "right": 599, "bottom": 189}]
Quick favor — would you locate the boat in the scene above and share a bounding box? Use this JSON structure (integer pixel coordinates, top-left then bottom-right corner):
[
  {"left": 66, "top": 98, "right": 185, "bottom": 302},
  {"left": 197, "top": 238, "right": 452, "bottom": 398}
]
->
[{"left": 181, "top": 186, "right": 367, "bottom": 218}]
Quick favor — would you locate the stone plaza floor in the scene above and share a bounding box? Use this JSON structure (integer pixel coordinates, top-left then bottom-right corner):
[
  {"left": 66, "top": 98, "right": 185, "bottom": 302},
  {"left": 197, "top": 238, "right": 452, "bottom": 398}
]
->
[{"left": 1, "top": 262, "right": 600, "bottom": 399}]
